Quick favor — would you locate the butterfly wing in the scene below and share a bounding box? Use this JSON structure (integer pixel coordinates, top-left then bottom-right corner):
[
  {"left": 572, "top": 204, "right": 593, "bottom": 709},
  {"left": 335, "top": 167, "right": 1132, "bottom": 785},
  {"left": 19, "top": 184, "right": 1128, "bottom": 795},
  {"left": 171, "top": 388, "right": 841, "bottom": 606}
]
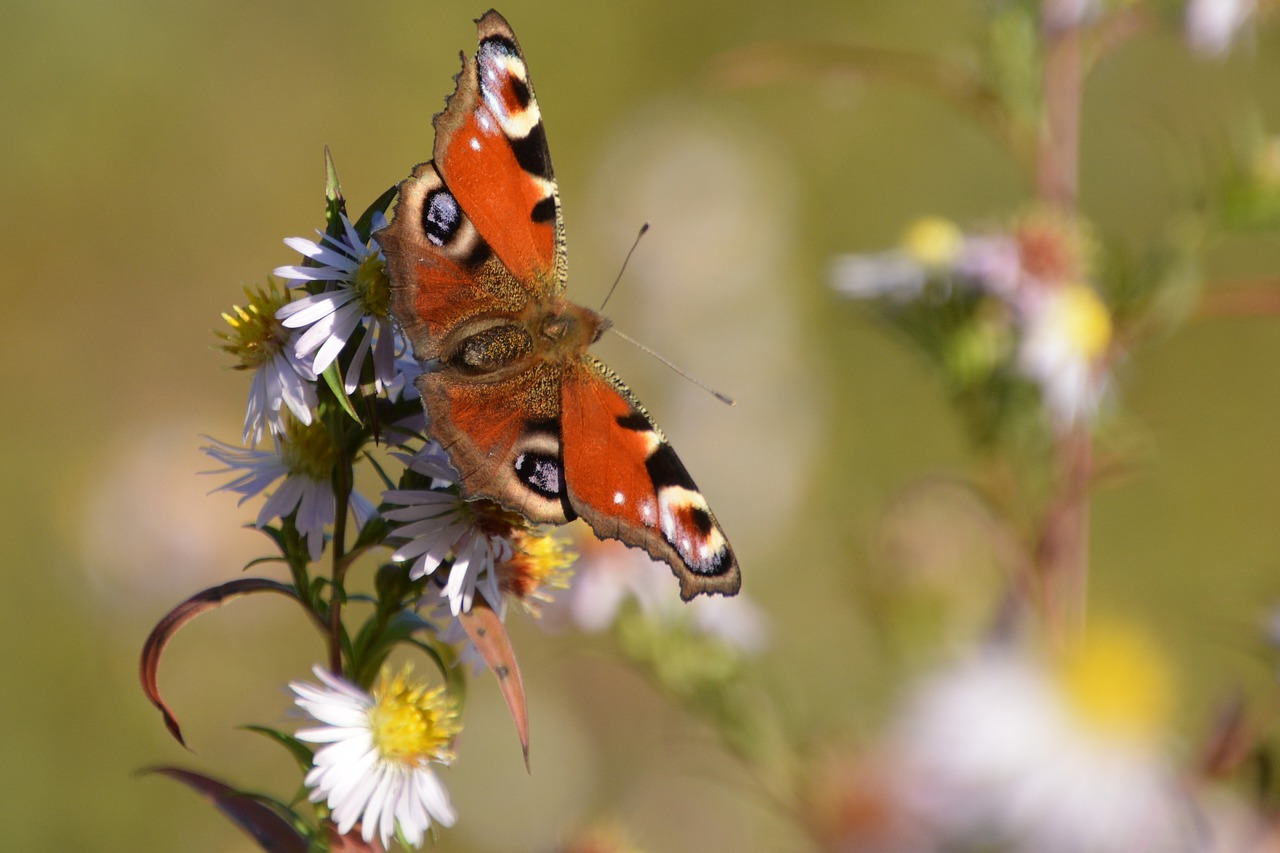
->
[
  {"left": 561, "top": 357, "right": 741, "bottom": 600},
  {"left": 432, "top": 9, "right": 565, "bottom": 293}
]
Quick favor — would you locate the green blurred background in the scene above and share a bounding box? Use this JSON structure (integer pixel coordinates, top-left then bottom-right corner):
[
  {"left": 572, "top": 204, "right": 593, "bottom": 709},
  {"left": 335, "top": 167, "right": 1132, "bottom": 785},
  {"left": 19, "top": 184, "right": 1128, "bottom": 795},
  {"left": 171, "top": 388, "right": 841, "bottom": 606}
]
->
[{"left": 3, "top": 0, "right": 1279, "bottom": 850}]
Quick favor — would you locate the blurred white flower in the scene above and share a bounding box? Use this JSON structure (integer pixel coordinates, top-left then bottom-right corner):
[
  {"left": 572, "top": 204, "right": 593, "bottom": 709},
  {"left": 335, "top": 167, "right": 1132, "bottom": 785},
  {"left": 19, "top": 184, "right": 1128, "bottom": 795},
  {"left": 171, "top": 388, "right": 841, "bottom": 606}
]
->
[
  {"left": 549, "top": 533, "right": 769, "bottom": 654},
  {"left": 1186, "top": 0, "right": 1256, "bottom": 57},
  {"left": 292, "top": 665, "right": 458, "bottom": 848},
  {"left": 891, "top": 624, "right": 1193, "bottom": 853},
  {"left": 1016, "top": 282, "right": 1112, "bottom": 428}
]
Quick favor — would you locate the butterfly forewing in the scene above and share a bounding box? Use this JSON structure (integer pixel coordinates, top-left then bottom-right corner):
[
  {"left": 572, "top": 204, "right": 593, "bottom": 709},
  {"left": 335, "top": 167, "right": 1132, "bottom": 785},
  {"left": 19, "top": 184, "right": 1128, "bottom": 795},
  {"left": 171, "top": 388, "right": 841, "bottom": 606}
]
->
[{"left": 432, "top": 10, "right": 565, "bottom": 292}]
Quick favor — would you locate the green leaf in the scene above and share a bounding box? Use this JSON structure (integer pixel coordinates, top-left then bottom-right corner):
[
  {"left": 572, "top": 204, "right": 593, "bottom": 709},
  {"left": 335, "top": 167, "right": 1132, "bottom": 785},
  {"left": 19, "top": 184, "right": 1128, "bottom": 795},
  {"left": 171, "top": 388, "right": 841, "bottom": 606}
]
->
[
  {"left": 321, "top": 362, "right": 362, "bottom": 424},
  {"left": 354, "top": 183, "right": 399, "bottom": 240},
  {"left": 242, "top": 725, "right": 315, "bottom": 773},
  {"left": 323, "top": 146, "right": 347, "bottom": 238}
]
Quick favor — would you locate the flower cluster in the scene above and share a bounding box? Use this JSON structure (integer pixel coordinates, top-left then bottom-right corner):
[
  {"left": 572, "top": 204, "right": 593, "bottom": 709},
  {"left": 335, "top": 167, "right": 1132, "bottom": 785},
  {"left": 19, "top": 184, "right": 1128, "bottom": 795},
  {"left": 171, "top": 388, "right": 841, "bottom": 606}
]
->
[{"left": 832, "top": 212, "right": 1114, "bottom": 433}]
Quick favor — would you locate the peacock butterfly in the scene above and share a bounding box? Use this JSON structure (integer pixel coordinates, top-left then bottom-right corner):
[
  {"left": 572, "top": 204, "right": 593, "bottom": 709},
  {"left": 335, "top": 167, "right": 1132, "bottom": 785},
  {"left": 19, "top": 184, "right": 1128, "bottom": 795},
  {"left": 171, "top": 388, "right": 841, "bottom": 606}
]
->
[{"left": 375, "top": 9, "right": 739, "bottom": 600}]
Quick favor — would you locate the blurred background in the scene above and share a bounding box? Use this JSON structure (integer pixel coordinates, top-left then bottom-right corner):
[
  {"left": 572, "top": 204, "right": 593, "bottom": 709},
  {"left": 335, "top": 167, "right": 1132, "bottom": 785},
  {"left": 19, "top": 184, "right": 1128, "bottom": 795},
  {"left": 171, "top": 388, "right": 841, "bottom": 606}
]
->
[{"left": 3, "top": 0, "right": 1279, "bottom": 850}]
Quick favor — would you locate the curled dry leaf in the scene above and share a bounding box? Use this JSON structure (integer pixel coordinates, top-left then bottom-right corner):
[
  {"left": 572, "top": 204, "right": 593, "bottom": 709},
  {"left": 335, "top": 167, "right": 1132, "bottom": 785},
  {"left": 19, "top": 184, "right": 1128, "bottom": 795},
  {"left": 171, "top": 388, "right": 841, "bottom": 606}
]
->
[
  {"left": 146, "top": 766, "right": 307, "bottom": 853},
  {"left": 140, "top": 578, "right": 323, "bottom": 746}
]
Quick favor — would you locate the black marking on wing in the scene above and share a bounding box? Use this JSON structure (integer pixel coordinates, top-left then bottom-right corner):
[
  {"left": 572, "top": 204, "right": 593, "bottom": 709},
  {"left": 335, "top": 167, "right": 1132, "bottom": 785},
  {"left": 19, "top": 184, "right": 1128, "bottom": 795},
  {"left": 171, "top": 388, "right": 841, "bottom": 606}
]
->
[
  {"left": 464, "top": 237, "right": 492, "bottom": 268},
  {"left": 645, "top": 444, "right": 698, "bottom": 492},
  {"left": 510, "top": 122, "right": 552, "bottom": 180},
  {"left": 530, "top": 196, "right": 556, "bottom": 224},
  {"left": 615, "top": 412, "right": 652, "bottom": 432}
]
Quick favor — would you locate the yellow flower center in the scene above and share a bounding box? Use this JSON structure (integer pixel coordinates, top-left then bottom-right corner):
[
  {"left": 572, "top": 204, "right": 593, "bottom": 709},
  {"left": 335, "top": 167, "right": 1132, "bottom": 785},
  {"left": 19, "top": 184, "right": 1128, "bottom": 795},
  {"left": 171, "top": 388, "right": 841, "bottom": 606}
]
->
[
  {"left": 901, "top": 217, "right": 963, "bottom": 267},
  {"left": 368, "top": 666, "right": 460, "bottom": 766},
  {"left": 354, "top": 254, "right": 391, "bottom": 320},
  {"left": 1058, "top": 621, "right": 1172, "bottom": 742},
  {"left": 499, "top": 530, "right": 576, "bottom": 609},
  {"left": 1057, "top": 283, "right": 1112, "bottom": 361},
  {"left": 217, "top": 279, "right": 292, "bottom": 370},
  {"left": 279, "top": 417, "right": 338, "bottom": 482}
]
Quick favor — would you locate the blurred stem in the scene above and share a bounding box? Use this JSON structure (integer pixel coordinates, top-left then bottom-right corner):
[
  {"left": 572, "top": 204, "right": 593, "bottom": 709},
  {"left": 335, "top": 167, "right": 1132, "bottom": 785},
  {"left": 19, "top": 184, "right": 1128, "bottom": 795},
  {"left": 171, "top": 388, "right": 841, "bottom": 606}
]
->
[
  {"left": 328, "top": 437, "right": 354, "bottom": 676},
  {"left": 1035, "top": 0, "right": 1089, "bottom": 647},
  {"left": 1196, "top": 279, "right": 1280, "bottom": 317},
  {"left": 1037, "top": 0, "right": 1081, "bottom": 209},
  {"left": 1036, "top": 426, "right": 1093, "bottom": 646}
]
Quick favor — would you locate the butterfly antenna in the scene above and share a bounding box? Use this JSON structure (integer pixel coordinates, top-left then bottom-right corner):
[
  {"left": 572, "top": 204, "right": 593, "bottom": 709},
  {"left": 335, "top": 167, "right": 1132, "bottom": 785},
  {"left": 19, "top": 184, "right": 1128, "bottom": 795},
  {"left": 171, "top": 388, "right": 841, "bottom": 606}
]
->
[
  {"left": 608, "top": 326, "right": 736, "bottom": 407},
  {"left": 599, "top": 222, "right": 650, "bottom": 313}
]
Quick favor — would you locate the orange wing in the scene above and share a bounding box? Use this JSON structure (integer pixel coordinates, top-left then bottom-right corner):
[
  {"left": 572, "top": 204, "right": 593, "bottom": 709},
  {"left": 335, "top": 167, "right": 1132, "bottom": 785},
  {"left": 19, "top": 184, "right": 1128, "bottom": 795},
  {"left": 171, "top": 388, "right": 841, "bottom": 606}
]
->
[
  {"left": 432, "top": 10, "right": 565, "bottom": 293},
  {"left": 560, "top": 357, "right": 740, "bottom": 600}
]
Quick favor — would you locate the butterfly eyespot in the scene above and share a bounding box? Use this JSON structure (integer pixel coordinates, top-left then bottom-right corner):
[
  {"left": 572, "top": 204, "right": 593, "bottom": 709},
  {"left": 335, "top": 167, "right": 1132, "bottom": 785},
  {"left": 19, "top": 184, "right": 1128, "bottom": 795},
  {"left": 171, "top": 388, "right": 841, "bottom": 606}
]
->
[
  {"left": 422, "top": 188, "right": 461, "bottom": 247},
  {"left": 514, "top": 451, "right": 563, "bottom": 499}
]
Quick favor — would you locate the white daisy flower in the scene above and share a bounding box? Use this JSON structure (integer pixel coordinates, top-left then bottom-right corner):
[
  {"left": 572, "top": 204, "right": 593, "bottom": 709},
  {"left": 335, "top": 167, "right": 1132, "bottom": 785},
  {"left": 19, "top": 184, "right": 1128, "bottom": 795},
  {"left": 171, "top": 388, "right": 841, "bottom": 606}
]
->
[
  {"left": 216, "top": 280, "right": 317, "bottom": 445},
  {"left": 292, "top": 665, "right": 459, "bottom": 848},
  {"left": 420, "top": 528, "right": 576, "bottom": 673},
  {"left": 274, "top": 213, "right": 398, "bottom": 395},
  {"left": 1015, "top": 282, "right": 1112, "bottom": 428},
  {"left": 891, "top": 624, "right": 1193, "bottom": 853},
  {"left": 383, "top": 444, "right": 519, "bottom": 615},
  {"left": 386, "top": 331, "right": 424, "bottom": 405},
  {"left": 202, "top": 418, "right": 342, "bottom": 562}
]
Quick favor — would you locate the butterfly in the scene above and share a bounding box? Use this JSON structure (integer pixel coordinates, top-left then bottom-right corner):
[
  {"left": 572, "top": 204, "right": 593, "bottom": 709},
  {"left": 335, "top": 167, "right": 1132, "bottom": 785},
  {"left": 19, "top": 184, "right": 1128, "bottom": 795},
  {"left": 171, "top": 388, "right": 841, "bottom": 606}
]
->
[{"left": 375, "top": 9, "right": 739, "bottom": 600}]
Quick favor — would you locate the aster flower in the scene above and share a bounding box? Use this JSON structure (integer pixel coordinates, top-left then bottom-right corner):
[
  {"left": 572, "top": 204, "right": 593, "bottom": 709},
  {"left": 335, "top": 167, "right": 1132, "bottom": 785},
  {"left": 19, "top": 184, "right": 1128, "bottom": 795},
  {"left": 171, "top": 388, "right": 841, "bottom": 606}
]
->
[
  {"left": 421, "top": 529, "right": 576, "bottom": 673},
  {"left": 202, "top": 418, "right": 341, "bottom": 562},
  {"left": 216, "top": 279, "right": 317, "bottom": 445},
  {"left": 292, "top": 665, "right": 458, "bottom": 848},
  {"left": 830, "top": 216, "right": 965, "bottom": 301},
  {"left": 891, "top": 624, "right": 1193, "bottom": 852},
  {"left": 382, "top": 444, "right": 521, "bottom": 615},
  {"left": 1015, "top": 281, "right": 1112, "bottom": 428},
  {"left": 274, "top": 213, "right": 398, "bottom": 395}
]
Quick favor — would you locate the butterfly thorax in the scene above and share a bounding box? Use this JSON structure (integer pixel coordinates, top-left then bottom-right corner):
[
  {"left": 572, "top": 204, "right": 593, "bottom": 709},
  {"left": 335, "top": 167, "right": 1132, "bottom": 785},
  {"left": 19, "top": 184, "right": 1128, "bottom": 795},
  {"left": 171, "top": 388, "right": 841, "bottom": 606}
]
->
[{"left": 439, "top": 297, "right": 609, "bottom": 379}]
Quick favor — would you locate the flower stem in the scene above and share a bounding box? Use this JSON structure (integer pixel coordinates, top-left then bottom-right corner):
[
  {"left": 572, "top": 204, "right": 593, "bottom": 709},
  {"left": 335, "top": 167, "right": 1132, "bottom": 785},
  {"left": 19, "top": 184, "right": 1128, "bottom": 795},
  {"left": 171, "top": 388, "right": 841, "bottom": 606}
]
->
[
  {"left": 328, "top": 439, "right": 353, "bottom": 676},
  {"left": 1035, "top": 0, "right": 1090, "bottom": 647}
]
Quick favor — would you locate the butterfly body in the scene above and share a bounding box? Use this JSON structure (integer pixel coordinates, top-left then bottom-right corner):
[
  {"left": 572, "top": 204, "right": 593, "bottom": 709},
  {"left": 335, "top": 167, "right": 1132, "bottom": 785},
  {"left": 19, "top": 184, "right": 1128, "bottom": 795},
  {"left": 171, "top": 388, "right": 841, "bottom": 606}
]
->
[{"left": 376, "top": 10, "right": 740, "bottom": 599}]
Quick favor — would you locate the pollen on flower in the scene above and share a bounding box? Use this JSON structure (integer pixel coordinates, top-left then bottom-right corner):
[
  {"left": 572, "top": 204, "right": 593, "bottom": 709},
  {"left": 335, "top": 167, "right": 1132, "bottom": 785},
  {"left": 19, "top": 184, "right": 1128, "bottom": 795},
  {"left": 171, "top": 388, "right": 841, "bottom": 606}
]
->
[
  {"left": 1058, "top": 620, "right": 1173, "bottom": 741},
  {"left": 900, "top": 216, "right": 963, "bottom": 267},
  {"left": 499, "top": 530, "right": 575, "bottom": 610},
  {"left": 279, "top": 416, "right": 338, "bottom": 482},
  {"left": 369, "top": 666, "right": 461, "bottom": 766},
  {"left": 1058, "top": 282, "right": 1112, "bottom": 360},
  {"left": 216, "top": 279, "right": 292, "bottom": 370},
  {"left": 353, "top": 254, "right": 392, "bottom": 319}
]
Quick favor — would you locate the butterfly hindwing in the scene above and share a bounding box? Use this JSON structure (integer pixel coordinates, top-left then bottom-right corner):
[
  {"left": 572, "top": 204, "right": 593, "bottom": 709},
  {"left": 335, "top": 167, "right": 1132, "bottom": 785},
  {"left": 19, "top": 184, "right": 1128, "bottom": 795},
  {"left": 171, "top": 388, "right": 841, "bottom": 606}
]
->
[
  {"left": 432, "top": 9, "right": 565, "bottom": 293},
  {"left": 561, "top": 358, "right": 740, "bottom": 600},
  {"left": 420, "top": 360, "right": 574, "bottom": 526}
]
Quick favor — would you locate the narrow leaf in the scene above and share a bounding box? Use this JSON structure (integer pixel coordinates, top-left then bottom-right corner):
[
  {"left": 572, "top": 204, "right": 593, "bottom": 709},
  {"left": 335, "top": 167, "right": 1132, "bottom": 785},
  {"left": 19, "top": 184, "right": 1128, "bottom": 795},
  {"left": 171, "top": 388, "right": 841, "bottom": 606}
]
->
[
  {"left": 458, "top": 594, "right": 530, "bottom": 770},
  {"left": 322, "top": 361, "right": 362, "bottom": 424},
  {"left": 242, "top": 725, "right": 315, "bottom": 774},
  {"left": 140, "top": 578, "right": 321, "bottom": 746},
  {"left": 146, "top": 767, "right": 308, "bottom": 853}
]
